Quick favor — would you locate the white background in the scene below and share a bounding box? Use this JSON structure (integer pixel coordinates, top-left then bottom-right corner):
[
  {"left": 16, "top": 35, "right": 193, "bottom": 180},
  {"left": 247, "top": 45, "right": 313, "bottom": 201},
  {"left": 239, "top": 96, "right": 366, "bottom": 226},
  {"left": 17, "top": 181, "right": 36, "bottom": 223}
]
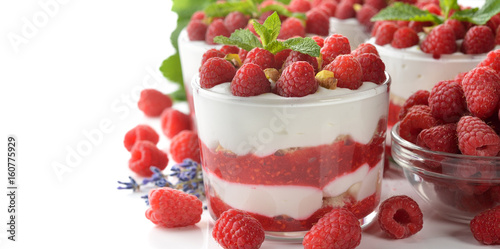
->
[{"left": 0, "top": 0, "right": 492, "bottom": 248}]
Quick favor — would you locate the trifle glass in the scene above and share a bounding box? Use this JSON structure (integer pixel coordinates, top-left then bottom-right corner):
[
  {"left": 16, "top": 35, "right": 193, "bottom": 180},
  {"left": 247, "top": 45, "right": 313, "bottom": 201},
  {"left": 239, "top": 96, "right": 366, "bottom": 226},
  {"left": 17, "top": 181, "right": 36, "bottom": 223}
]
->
[{"left": 192, "top": 73, "right": 390, "bottom": 240}]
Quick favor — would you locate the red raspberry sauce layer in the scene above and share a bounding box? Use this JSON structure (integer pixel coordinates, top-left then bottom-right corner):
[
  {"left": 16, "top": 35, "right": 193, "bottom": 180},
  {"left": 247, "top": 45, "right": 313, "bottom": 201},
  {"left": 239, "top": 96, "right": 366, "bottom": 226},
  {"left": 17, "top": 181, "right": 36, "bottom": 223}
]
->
[{"left": 201, "top": 118, "right": 387, "bottom": 189}]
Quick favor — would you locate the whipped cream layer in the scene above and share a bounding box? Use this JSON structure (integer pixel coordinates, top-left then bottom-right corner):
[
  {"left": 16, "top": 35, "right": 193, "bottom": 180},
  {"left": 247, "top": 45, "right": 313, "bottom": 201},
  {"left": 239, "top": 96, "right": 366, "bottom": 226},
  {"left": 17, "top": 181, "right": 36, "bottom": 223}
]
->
[
  {"left": 206, "top": 161, "right": 382, "bottom": 220},
  {"left": 329, "top": 18, "right": 370, "bottom": 50},
  {"left": 192, "top": 76, "right": 389, "bottom": 157}
]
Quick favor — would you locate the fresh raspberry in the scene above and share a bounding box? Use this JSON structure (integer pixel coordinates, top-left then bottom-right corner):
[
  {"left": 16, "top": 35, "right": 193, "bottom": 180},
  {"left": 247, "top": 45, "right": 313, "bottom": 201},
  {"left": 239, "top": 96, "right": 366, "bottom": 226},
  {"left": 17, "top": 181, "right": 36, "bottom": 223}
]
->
[
  {"left": 371, "top": 20, "right": 391, "bottom": 37},
  {"left": 323, "top": 54, "right": 363, "bottom": 90},
  {"left": 124, "top": 124, "right": 159, "bottom": 152},
  {"left": 396, "top": 20, "right": 410, "bottom": 27},
  {"left": 461, "top": 26, "right": 495, "bottom": 54},
  {"left": 374, "top": 22, "right": 398, "bottom": 46},
  {"left": 303, "top": 209, "right": 361, "bottom": 249},
  {"left": 496, "top": 26, "right": 500, "bottom": 45},
  {"left": 200, "top": 49, "right": 226, "bottom": 69},
  {"left": 246, "top": 20, "right": 260, "bottom": 37},
  {"left": 356, "top": 4, "right": 378, "bottom": 31},
  {"left": 417, "top": 123, "right": 459, "bottom": 153},
  {"left": 276, "top": 61, "right": 318, "bottom": 97},
  {"left": 321, "top": 34, "right": 351, "bottom": 66},
  {"left": 288, "top": 0, "right": 312, "bottom": 13},
  {"left": 281, "top": 50, "right": 319, "bottom": 73},
  {"left": 377, "top": 195, "right": 423, "bottom": 239},
  {"left": 428, "top": 80, "right": 467, "bottom": 123},
  {"left": 454, "top": 71, "right": 468, "bottom": 86},
  {"left": 186, "top": 20, "right": 208, "bottom": 41},
  {"left": 335, "top": 0, "right": 355, "bottom": 19},
  {"left": 219, "top": 45, "right": 240, "bottom": 55},
  {"left": 223, "top": 11, "right": 249, "bottom": 33},
  {"left": 306, "top": 8, "right": 330, "bottom": 36},
  {"left": 461, "top": 66, "right": 500, "bottom": 119},
  {"left": 399, "top": 105, "right": 439, "bottom": 144},
  {"left": 457, "top": 116, "right": 500, "bottom": 156},
  {"left": 160, "top": 108, "right": 191, "bottom": 139},
  {"left": 129, "top": 141, "right": 168, "bottom": 177},
  {"left": 278, "top": 17, "right": 305, "bottom": 40},
  {"left": 355, "top": 53, "right": 386, "bottom": 84},
  {"left": 351, "top": 43, "right": 379, "bottom": 57},
  {"left": 477, "top": 49, "right": 500, "bottom": 74},
  {"left": 146, "top": 188, "right": 203, "bottom": 228},
  {"left": 137, "top": 89, "right": 173, "bottom": 117},
  {"left": 444, "top": 19, "right": 465, "bottom": 39},
  {"left": 238, "top": 48, "right": 249, "bottom": 62},
  {"left": 320, "top": 1, "right": 337, "bottom": 17},
  {"left": 212, "top": 209, "right": 265, "bottom": 249},
  {"left": 408, "top": 21, "right": 426, "bottom": 33},
  {"left": 243, "top": 47, "right": 276, "bottom": 70},
  {"left": 420, "top": 24, "right": 457, "bottom": 59},
  {"left": 391, "top": 27, "right": 419, "bottom": 48},
  {"left": 311, "top": 36, "right": 324, "bottom": 47},
  {"left": 274, "top": 49, "right": 292, "bottom": 69},
  {"left": 398, "top": 90, "right": 430, "bottom": 120},
  {"left": 365, "top": 0, "right": 388, "bottom": 10},
  {"left": 421, "top": 2, "right": 441, "bottom": 15},
  {"left": 190, "top": 11, "right": 205, "bottom": 21},
  {"left": 231, "top": 63, "right": 271, "bottom": 96},
  {"left": 487, "top": 13, "right": 500, "bottom": 33},
  {"left": 470, "top": 206, "right": 500, "bottom": 245},
  {"left": 200, "top": 57, "right": 236, "bottom": 88},
  {"left": 205, "top": 19, "right": 231, "bottom": 45},
  {"left": 169, "top": 130, "right": 200, "bottom": 163}
]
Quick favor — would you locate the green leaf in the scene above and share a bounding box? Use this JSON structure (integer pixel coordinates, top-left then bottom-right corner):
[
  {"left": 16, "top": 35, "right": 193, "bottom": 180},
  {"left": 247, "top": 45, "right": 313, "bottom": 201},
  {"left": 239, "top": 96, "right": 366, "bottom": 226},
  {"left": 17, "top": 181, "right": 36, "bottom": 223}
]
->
[
  {"left": 213, "top": 29, "right": 263, "bottom": 51},
  {"left": 282, "top": 37, "right": 321, "bottom": 57},
  {"left": 259, "top": 4, "right": 294, "bottom": 17},
  {"left": 265, "top": 40, "right": 287, "bottom": 54},
  {"left": 253, "top": 12, "right": 281, "bottom": 46},
  {"left": 439, "top": 0, "right": 460, "bottom": 19},
  {"left": 159, "top": 53, "right": 186, "bottom": 101},
  {"left": 371, "top": 2, "right": 443, "bottom": 24},
  {"left": 450, "top": 0, "right": 500, "bottom": 25},
  {"left": 204, "top": 0, "right": 257, "bottom": 17}
]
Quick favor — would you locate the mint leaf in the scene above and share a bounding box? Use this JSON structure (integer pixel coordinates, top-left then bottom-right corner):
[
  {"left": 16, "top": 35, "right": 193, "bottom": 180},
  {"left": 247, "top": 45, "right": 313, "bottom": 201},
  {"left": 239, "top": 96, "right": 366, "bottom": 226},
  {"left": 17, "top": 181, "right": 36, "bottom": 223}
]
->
[
  {"left": 282, "top": 37, "right": 320, "bottom": 57},
  {"left": 265, "top": 40, "right": 287, "bottom": 54},
  {"left": 451, "top": 0, "right": 500, "bottom": 25},
  {"left": 159, "top": 53, "right": 186, "bottom": 101},
  {"left": 253, "top": 12, "right": 281, "bottom": 46},
  {"left": 440, "top": 0, "right": 460, "bottom": 20},
  {"left": 371, "top": 2, "right": 443, "bottom": 24},
  {"left": 214, "top": 29, "right": 263, "bottom": 51},
  {"left": 204, "top": 0, "right": 257, "bottom": 17}
]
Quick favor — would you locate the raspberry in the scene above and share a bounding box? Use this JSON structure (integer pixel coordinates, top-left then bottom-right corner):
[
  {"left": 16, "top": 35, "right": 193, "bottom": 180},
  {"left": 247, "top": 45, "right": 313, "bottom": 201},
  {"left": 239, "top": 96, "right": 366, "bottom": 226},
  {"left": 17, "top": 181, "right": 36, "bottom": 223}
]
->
[
  {"left": 487, "top": 13, "right": 500, "bottom": 33},
  {"left": 457, "top": 116, "right": 500, "bottom": 156},
  {"left": 169, "top": 130, "right": 200, "bottom": 163},
  {"left": 375, "top": 22, "right": 398, "bottom": 46},
  {"left": 306, "top": 9, "right": 330, "bottom": 36},
  {"left": 365, "top": 0, "right": 388, "bottom": 10},
  {"left": 470, "top": 206, "right": 500, "bottom": 245},
  {"left": 321, "top": 34, "right": 351, "bottom": 66},
  {"left": 398, "top": 90, "right": 430, "bottom": 120},
  {"left": 281, "top": 50, "right": 319, "bottom": 73},
  {"left": 323, "top": 54, "right": 363, "bottom": 90},
  {"left": 186, "top": 20, "right": 208, "bottom": 41},
  {"left": 477, "top": 49, "right": 500, "bottom": 75},
  {"left": 160, "top": 108, "right": 191, "bottom": 139},
  {"left": 205, "top": 19, "right": 231, "bottom": 45},
  {"left": 146, "top": 188, "right": 203, "bottom": 228},
  {"left": 124, "top": 124, "right": 159, "bottom": 152},
  {"left": 274, "top": 49, "right": 291, "bottom": 69},
  {"left": 351, "top": 43, "right": 379, "bottom": 57},
  {"left": 422, "top": 2, "right": 441, "bottom": 15},
  {"left": 311, "top": 36, "right": 324, "bottom": 47},
  {"left": 238, "top": 48, "right": 249, "bottom": 62},
  {"left": 231, "top": 63, "right": 271, "bottom": 96},
  {"left": 278, "top": 17, "right": 305, "bottom": 40},
  {"left": 243, "top": 47, "right": 276, "bottom": 70},
  {"left": 137, "top": 89, "right": 173, "bottom": 117},
  {"left": 416, "top": 123, "right": 459, "bottom": 153},
  {"left": 219, "top": 45, "right": 240, "bottom": 55},
  {"left": 454, "top": 71, "right": 468, "bottom": 86},
  {"left": 200, "top": 49, "right": 226, "bottom": 69},
  {"left": 408, "top": 21, "right": 426, "bottom": 33},
  {"left": 335, "top": 1, "right": 355, "bottom": 19},
  {"left": 496, "top": 26, "right": 500, "bottom": 46},
  {"left": 444, "top": 19, "right": 465, "bottom": 39},
  {"left": 129, "top": 141, "right": 168, "bottom": 177},
  {"left": 371, "top": 20, "right": 391, "bottom": 37},
  {"left": 212, "top": 209, "right": 265, "bottom": 249},
  {"left": 276, "top": 61, "right": 318, "bottom": 97},
  {"left": 246, "top": 20, "right": 260, "bottom": 37},
  {"left": 377, "top": 195, "right": 423, "bottom": 239},
  {"left": 356, "top": 4, "right": 378, "bottom": 31},
  {"left": 428, "top": 80, "right": 467, "bottom": 123},
  {"left": 223, "top": 11, "right": 249, "bottom": 33},
  {"left": 420, "top": 24, "right": 457, "bottom": 59},
  {"left": 399, "top": 105, "right": 439, "bottom": 144},
  {"left": 461, "top": 26, "right": 495, "bottom": 54},
  {"left": 320, "top": 1, "right": 337, "bottom": 17},
  {"left": 200, "top": 57, "right": 236, "bottom": 89},
  {"left": 190, "top": 11, "right": 205, "bottom": 21},
  {"left": 288, "top": 0, "right": 312, "bottom": 13},
  {"left": 461, "top": 66, "right": 500, "bottom": 119},
  {"left": 303, "top": 209, "right": 361, "bottom": 249},
  {"left": 355, "top": 53, "right": 386, "bottom": 84},
  {"left": 391, "top": 27, "right": 419, "bottom": 48}
]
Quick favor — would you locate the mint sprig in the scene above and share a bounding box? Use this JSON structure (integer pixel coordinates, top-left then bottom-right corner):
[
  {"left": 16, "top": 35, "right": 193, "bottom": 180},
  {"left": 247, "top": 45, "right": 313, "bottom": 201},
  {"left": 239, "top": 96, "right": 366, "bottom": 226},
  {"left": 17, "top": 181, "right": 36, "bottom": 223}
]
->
[
  {"left": 371, "top": 2, "right": 443, "bottom": 24},
  {"left": 214, "top": 12, "right": 320, "bottom": 57},
  {"left": 451, "top": 0, "right": 500, "bottom": 25}
]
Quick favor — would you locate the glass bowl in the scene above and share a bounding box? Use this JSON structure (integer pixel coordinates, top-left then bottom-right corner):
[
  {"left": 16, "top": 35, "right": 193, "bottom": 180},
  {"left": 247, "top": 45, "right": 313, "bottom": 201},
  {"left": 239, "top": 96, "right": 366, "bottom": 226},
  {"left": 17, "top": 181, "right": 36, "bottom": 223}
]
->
[{"left": 391, "top": 122, "right": 500, "bottom": 223}]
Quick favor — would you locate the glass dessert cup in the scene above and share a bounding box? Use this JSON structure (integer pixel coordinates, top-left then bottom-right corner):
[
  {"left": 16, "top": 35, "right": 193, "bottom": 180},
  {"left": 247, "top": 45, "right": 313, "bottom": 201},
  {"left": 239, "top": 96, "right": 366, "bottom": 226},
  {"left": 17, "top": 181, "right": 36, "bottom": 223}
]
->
[
  {"left": 391, "top": 122, "right": 500, "bottom": 224},
  {"left": 192, "top": 73, "right": 390, "bottom": 240},
  {"left": 329, "top": 18, "right": 370, "bottom": 50}
]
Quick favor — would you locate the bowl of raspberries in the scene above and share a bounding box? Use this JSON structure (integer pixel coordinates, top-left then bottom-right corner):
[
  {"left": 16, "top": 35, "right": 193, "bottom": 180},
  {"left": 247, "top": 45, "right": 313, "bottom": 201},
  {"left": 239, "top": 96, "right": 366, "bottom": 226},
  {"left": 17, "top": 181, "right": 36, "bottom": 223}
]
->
[{"left": 391, "top": 49, "right": 500, "bottom": 223}]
